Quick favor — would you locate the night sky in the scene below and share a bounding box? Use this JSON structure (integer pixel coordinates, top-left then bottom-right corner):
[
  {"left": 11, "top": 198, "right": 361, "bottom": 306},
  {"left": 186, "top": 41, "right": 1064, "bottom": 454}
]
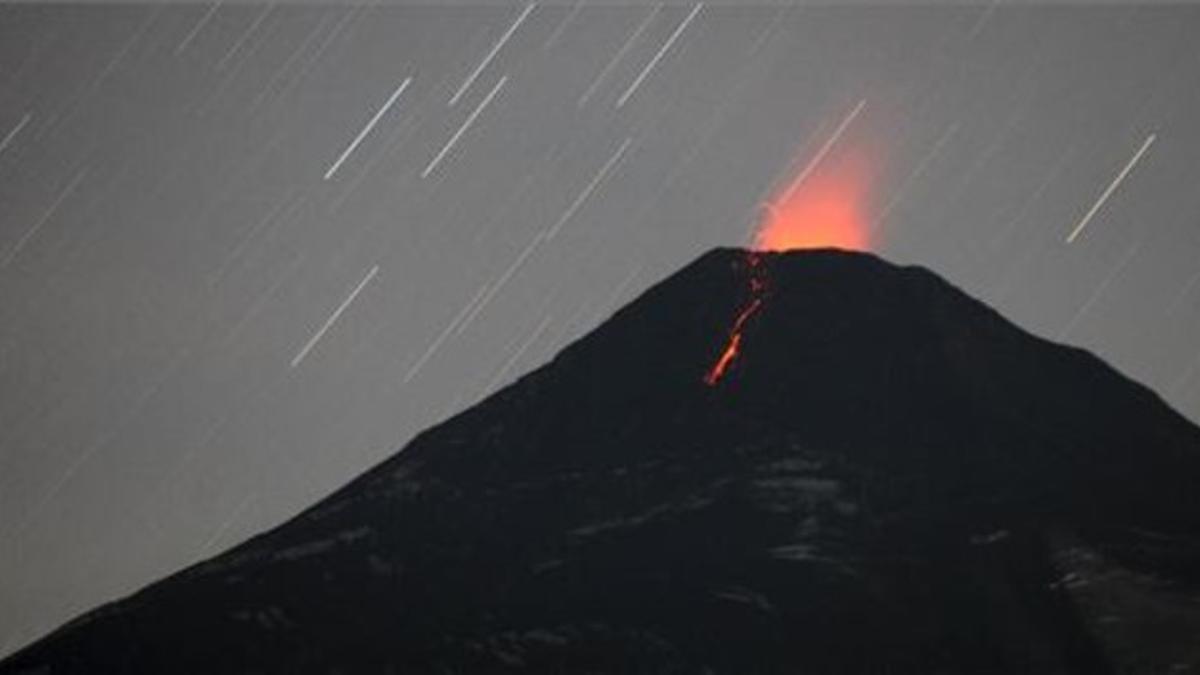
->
[{"left": 4, "top": 1, "right": 1200, "bottom": 658}]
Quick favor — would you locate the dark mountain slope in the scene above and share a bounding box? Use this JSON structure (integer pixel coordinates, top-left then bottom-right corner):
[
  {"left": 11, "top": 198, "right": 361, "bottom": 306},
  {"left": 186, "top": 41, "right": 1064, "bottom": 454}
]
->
[{"left": 5, "top": 248, "right": 1200, "bottom": 674}]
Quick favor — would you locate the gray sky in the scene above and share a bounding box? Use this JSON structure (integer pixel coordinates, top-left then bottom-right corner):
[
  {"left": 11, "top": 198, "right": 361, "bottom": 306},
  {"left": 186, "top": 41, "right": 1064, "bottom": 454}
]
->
[{"left": 3, "top": 1, "right": 1200, "bottom": 658}]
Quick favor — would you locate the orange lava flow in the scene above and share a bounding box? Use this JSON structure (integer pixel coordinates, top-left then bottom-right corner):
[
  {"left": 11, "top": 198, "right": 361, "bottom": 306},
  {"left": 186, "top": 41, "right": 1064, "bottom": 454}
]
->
[
  {"left": 703, "top": 333, "right": 743, "bottom": 386},
  {"left": 703, "top": 256, "right": 767, "bottom": 386}
]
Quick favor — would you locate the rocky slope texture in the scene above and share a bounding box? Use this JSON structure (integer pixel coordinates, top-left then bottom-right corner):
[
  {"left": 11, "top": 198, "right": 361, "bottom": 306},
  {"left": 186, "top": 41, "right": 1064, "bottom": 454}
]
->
[{"left": 5, "top": 248, "right": 1200, "bottom": 674}]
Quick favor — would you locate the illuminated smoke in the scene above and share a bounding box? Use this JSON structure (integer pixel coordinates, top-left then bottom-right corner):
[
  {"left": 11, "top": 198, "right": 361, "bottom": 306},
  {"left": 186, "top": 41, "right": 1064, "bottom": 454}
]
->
[{"left": 754, "top": 144, "right": 874, "bottom": 252}]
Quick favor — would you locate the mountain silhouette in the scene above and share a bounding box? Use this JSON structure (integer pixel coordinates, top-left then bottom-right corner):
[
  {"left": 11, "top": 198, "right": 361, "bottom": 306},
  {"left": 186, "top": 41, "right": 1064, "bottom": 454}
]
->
[{"left": 5, "top": 248, "right": 1200, "bottom": 674}]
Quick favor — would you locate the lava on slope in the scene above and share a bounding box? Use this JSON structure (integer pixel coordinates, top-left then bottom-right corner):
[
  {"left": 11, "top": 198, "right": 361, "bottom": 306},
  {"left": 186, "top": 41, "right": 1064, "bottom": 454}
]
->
[
  {"left": 704, "top": 142, "right": 875, "bottom": 386},
  {"left": 703, "top": 252, "right": 768, "bottom": 386}
]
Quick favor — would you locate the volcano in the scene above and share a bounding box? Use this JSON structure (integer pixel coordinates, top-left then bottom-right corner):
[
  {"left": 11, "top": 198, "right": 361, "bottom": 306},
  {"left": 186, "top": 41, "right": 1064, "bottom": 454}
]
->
[{"left": 5, "top": 248, "right": 1200, "bottom": 674}]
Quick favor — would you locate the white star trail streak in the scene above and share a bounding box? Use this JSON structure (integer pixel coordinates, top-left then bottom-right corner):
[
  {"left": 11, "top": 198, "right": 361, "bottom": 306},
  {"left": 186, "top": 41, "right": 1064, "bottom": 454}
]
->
[
  {"left": 222, "top": 253, "right": 306, "bottom": 347},
  {"left": 482, "top": 314, "right": 553, "bottom": 394},
  {"left": 403, "top": 283, "right": 492, "bottom": 384},
  {"left": 991, "top": 145, "right": 1078, "bottom": 247},
  {"left": 454, "top": 282, "right": 494, "bottom": 337},
  {"left": 780, "top": 99, "right": 866, "bottom": 203},
  {"left": 200, "top": 493, "right": 255, "bottom": 555},
  {"left": 92, "top": 8, "right": 162, "bottom": 93},
  {"left": 448, "top": 3, "right": 534, "bottom": 107},
  {"left": 1066, "top": 133, "right": 1157, "bottom": 244},
  {"left": 0, "top": 113, "right": 31, "bottom": 157},
  {"left": 469, "top": 155, "right": 546, "bottom": 246},
  {"left": 215, "top": 3, "right": 273, "bottom": 71},
  {"left": 297, "top": 7, "right": 363, "bottom": 82},
  {"left": 248, "top": 13, "right": 338, "bottom": 114},
  {"left": 578, "top": 5, "right": 662, "bottom": 107},
  {"left": 422, "top": 74, "right": 507, "bottom": 178},
  {"left": 1058, "top": 241, "right": 1142, "bottom": 340},
  {"left": 323, "top": 77, "right": 412, "bottom": 181},
  {"left": 175, "top": 2, "right": 222, "bottom": 53},
  {"left": 13, "top": 347, "right": 192, "bottom": 540},
  {"left": 195, "top": 27, "right": 269, "bottom": 117},
  {"left": 328, "top": 114, "right": 418, "bottom": 214},
  {"left": 966, "top": 0, "right": 1000, "bottom": 41},
  {"left": 207, "top": 192, "right": 304, "bottom": 287},
  {"left": 746, "top": 5, "right": 792, "bottom": 57},
  {"left": 290, "top": 265, "right": 379, "bottom": 369},
  {"left": 871, "top": 121, "right": 959, "bottom": 235},
  {"left": 584, "top": 263, "right": 645, "bottom": 330},
  {"left": 457, "top": 230, "right": 546, "bottom": 336},
  {"left": 1, "top": 167, "right": 88, "bottom": 269},
  {"left": 542, "top": 0, "right": 584, "bottom": 50},
  {"left": 615, "top": 3, "right": 703, "bottom": 109},
  {"left": 546, "top": 137, "right": 633, "bottom": 239},
  {"left": 551, "top": 296, "right": 596, "bottom": 347}
]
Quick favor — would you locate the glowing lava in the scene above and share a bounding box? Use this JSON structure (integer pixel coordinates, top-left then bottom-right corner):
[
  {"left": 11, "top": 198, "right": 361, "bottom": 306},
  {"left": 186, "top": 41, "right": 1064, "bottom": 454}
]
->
[
  {"left": 703, "top": 253, "right": 767, "bottom": 387},
  {"left": 703, "top": 137, "right": 878, "bottom": 386},
  {"left": 753, "top": 147, "right": 874, "bottom": 252},
  {"left": 702, "top": 297, "right": 762, "bottom": 386}
]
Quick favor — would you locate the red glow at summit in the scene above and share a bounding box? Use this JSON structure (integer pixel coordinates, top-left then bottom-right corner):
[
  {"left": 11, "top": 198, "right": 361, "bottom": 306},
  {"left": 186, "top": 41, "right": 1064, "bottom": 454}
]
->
[
  {"left": 753, "top": 142, "right": 877, "bottom": 253},
  {"left": 703, "top": 118, "right": 881, "bottom": 386}
]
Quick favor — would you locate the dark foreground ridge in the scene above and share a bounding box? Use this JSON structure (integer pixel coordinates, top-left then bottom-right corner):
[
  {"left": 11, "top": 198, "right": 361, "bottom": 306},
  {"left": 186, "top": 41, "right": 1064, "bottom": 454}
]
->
[{"left": 6, "top": 248, "right": 1200, "bottom": 673}]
